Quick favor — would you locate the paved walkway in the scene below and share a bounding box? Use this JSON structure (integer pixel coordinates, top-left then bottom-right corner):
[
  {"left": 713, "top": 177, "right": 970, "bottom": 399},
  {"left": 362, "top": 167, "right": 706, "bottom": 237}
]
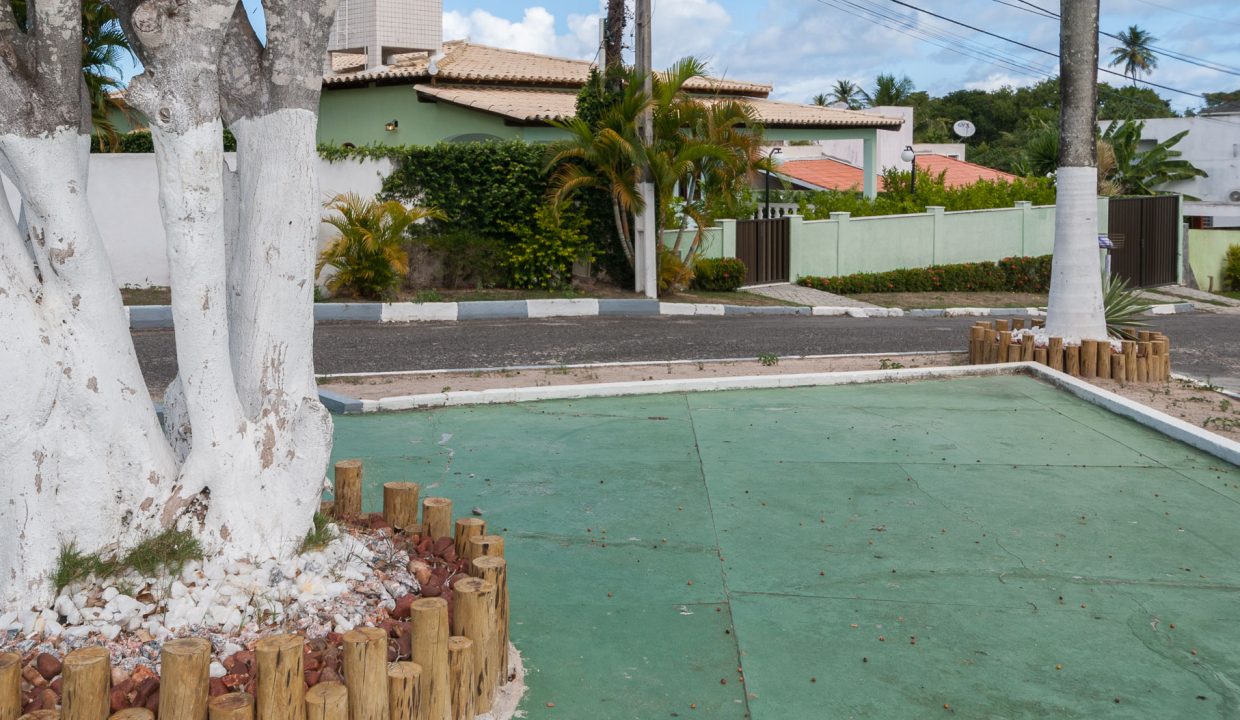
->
[
  {"left": 332, "top": 375, "right": 1240, "bottom": 718},
  {"left": 1140, "top": 285, "right": 1240, "bottom": 313},
  {"left": 743, "top": 282, "right": 880, "bottom": 308}
]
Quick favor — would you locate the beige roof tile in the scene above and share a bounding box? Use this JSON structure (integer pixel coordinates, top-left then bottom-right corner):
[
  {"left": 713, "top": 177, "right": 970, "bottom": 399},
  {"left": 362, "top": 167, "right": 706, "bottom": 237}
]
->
[{"left": 413, "top": 85, "right": 904, "bottom": 131}]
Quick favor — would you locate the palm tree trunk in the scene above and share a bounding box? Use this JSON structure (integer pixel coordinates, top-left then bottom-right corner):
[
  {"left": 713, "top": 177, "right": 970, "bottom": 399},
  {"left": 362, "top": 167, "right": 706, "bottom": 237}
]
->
[
  {"left": 1045, "top": 0, "right": 1107, "bottom": 341},
  {"left": 612, "top": 198, "right": 635, "bottom": 267}
]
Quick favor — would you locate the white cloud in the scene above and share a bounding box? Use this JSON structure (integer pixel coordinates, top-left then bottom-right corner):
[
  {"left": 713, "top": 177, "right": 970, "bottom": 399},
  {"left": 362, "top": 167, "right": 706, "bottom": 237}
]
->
[
  {"left": 652, "top": 0, "right": 732, "bottom": 66},
  {"left": 442, "top": 7, "right": 600, "bottom": 58},
  {"left": 964, "top": 73, "right": 1035, "bottom": 91}
]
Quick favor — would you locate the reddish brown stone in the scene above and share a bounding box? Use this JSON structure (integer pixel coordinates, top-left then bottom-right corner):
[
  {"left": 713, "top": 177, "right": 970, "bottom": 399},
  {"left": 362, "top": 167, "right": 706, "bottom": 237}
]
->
[
  {"left": 221, "top": 674, "right": 248, "bottom": 691},
  {"left": 22, "top": 665, "right": 47, "bottom": 687},
  {"left": 209, "top": 678, "right": 227, "bottom": 697},
  {"left": 304, "top": 669, "right": 320, "bottom": 687},
  {"left": 35, "top": 653, "right": 62, "bottom": 680},
  {"left": 319, "top": 666, "right": 341, "bottom": 684},
  {"left": 133, "top": 677, "right": 160, "bottom": 706},
  {"left": 36, "top": 688, "right": 58, "bottom": 710},
  {"left": 392, "top": 594, "right": 415, "bottom": 619},
  {"left": 111, "top": 686, "right": 130, "bottom": 712},
  {"left": 143, "top": 690, "right": 160, "bottom": 713}
]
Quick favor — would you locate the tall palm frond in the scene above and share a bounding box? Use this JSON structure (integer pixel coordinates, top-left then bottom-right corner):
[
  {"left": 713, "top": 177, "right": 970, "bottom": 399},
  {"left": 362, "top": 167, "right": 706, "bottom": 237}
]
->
[{"left": 1108, "top": 25, "right": 1158, "bottom": 85}]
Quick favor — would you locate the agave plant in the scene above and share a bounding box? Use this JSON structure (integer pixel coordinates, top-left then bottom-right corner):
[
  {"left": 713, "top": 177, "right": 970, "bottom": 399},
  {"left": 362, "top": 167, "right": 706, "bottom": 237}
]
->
[
  {"left": 1101, "top": 271, "right": 1152, "bottom": 339},
  {"left": 317, "top": 193, "right": 439, "bottom": 300}
]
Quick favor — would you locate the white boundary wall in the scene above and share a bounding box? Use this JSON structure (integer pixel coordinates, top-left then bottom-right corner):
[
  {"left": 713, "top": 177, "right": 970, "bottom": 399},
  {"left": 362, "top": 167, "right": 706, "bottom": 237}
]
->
[{"left": 2, "top": 155, "right": 392, "bottom": 287}]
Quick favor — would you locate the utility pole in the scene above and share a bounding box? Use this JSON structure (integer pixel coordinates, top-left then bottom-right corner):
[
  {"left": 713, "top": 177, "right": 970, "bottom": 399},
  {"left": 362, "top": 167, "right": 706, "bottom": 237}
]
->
[
  {"left": 604, "top": 0, "right": 626, "bottom": 84},
  {"left": 633, "top": 0, "right": 657, "bottom": 298},
  {"left": 1044, "top": 0, "right": 1107, "bottom": 341}
]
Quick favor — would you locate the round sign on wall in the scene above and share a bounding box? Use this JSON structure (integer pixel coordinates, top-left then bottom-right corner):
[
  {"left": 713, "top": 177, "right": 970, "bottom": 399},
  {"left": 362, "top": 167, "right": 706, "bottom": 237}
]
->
[{"left": 953, "top": 119, "right": 976, "bottom": 138}]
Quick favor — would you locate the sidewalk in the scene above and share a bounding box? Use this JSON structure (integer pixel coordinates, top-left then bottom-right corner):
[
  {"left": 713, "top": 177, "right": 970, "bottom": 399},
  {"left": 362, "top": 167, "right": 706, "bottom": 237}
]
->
[{"left": 743, "top": 283, "right": 880, "bottom": 308}]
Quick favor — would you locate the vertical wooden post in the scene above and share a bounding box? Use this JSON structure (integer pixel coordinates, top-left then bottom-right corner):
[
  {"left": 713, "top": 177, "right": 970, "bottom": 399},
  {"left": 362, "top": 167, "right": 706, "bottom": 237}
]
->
[
  {"left": 1011, "top": 318, "right": 1025, "bottom": 330},
  {"left": 160, "top": 638, "right": 210, "bottom": 720},
  {"left": 1123, "top": 340, "right": 1138, "bottom": 382},
  {"left": 983, "top": 329, "right": 997, "bottom": 363},
  {"left": 303, "top": 684, "right": 346, "bottom": 720},
  {"left": 1137, "top": 356, "right": 1148, "bottom": 382},
  {"left": 1097, "top": 342, "right": 1112, "bottom": 380},
  {"left": 1112, "top": 354, "right": 1126, "bottom": 384},
  {"left": 450, "top": 578, "right": 498, "bottom": 714},
  {"left": 254, "top": 635, "right": 305, "bottom": 720},
  {"left": 110, "top": 710, "right": 154, "bottom": 720},
  {"left": 1066, "top": 346, "right": 1080, "bottom": 377},
  {"left": 447, "top": 638, "right": 474, "bottom": 720},
  {"left": 1021, "top": 337, "right": 1035, "bottom": 362},
  {"left": 1034, "top": 347, "right": 1047, "bottom": 365},
  {"left": 997, "top": 331, "right": 1012, "bottom": 363},
  {"left": 1081, "top": 340, "right": 1098, "bottom": 379},
  {"left": 1007, "top": 344, "right": 1021, "bottom": 363},
  {"left": 1047, "top": 337, "right": 1064, "bottom": 372},
  {"left": 19, "top": 712, "right": 59, "bottom": 720},
  {"left": 410, "top": 598, "right": 451, "bottom": 720},
  {"left": 465, "top": 535, "right": 504, "bottom": 563},
  {"left": 1138, "top": 331, "right": 1152, "bottom": 343},
  {"left": 969, "top": 326, "right": 984, "bottom": 364},
  {"left": 383, "top": 482, "right": 421, "bottom": 533},
  {"left": 1138, "top": 341, "right": 1152, "bottom": 381},
  {"left": 994, "top": 319, "right": 1009, "bottom": 332},
  {"left": 208, "top": 694, "right": 254, "bottom": 720},
  {"left": 422, "top": 498, "right": 453, "bottom": 539},
  {"left": 62, "top": 646, "right": 110, "bottom": 720},
  {"left": 470, "top": 556, "right": 509, "bottom": 684},
  {"left": 454, "top": 518, "right": 486, "bottom": 560},
  {"left": 387, "top": 662, "right": 421, "bottom": 720},
  {"left": 342, "top": 628, "right": 387, "bottom": 720},
  {"left": 333, "top": 460, "right": 363, "bottom": 521},
  {"left": 0, "top": 653, "right": 20, "bottom": 720}
]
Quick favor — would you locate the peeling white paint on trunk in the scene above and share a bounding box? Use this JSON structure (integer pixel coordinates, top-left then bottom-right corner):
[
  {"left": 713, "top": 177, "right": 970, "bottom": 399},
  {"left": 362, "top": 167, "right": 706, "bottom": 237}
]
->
[
  {"left": 1044, "top": 166, "right": 1107, "bottom": 342},
  {"left": 0, "top": 128, "right": 179, "bottom": 604}
]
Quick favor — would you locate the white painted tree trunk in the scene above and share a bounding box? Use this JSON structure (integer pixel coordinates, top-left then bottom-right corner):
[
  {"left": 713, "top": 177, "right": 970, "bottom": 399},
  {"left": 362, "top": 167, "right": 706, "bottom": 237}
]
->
[
  {"left": 202, "top": 108, "right": 332, "bottom": 556},
  {"left": 0, "top": 129, "right": 180, "bottom": 604},
  {"left": 1044, "top": 167, "right": 1107, "bottom": 341}
]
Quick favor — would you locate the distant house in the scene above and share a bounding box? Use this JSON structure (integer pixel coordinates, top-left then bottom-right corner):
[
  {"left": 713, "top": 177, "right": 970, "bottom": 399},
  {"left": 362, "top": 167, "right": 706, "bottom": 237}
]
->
[
  {"left": 1102, "top": 105, "right": 1240, "bottom": 228},
  {"left": 771, "top": 153, "right": 1018, "bottom": 193}
]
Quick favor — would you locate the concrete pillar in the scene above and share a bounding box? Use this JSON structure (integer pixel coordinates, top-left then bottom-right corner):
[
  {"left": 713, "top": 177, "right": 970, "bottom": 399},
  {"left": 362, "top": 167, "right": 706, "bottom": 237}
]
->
[
  {"left": 927, "top": 206, "right": 945, "bottom": 265},
  {"left": 787, "top": 214, "right": 804, "bottom": 280},
  {"left": 829, "top": 211, "right": 850, "bottom": 276},
  {"left": 862, "top": 135, "right": 877, "bottom": 200},
  {"left": 1015, "top": 200, "right": 1033, "bottom": 257},
  {"left": 719, "top": 218, "right": 737, "bottom": 259}
]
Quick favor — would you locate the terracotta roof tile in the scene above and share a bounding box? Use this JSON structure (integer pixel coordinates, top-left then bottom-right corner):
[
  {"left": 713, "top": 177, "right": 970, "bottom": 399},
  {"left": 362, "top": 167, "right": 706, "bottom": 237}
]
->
[
  {"left": 325, "top": 40, "right": 772, "bottom": 96},
  {"left": 413, "top": 85, "right": 902, "bottom": 131},
  {"left": 777, "top": 154, "right": 1016, "bottom": 191}
]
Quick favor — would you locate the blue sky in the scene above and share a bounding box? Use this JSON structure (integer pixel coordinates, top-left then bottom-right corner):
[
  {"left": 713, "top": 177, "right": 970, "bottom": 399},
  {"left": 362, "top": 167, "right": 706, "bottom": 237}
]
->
[
  {"left": 129, "top": 0, "right": 1240, "bottom": 113},
  {"left": 438, "top": 0, "right": 1240, "bottom": 111}
]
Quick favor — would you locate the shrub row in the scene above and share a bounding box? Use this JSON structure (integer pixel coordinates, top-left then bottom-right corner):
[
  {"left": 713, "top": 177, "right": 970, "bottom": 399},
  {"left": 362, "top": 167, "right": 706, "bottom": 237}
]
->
[
  {"left": 691, "top": 257, "right": 747, "bottom": 292},
  {"left": 798, "top": 255, "right": 1052, "bottom": 294},
  {"left": 1224, "top": 244, "right": 1240, "bottom": 291}
]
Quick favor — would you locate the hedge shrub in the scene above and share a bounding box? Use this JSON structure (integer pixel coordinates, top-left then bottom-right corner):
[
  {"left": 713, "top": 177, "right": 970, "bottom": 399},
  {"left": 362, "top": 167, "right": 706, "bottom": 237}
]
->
[
  {"left": 798, "top": 255, "right": 1052, "bottom": 294},
  {"left": 93, "top": 129, "right": 237, "bottom": 153},
  {"left": 691, "top": 257, "right": 747, "bottom": 291},
  {"left": 1224, "top": 244, "right": 1240, "bottom": 291}
]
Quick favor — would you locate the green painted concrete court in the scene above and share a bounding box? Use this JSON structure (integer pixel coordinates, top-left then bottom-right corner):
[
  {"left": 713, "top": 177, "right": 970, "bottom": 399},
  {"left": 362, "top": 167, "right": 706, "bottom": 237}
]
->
[{"left": 330, "top": 375, "right": 1240, "bottom": 719}]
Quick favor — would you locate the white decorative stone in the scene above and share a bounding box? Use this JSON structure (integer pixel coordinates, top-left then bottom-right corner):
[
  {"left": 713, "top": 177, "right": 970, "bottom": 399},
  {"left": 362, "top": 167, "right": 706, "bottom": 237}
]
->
[{"left": 209, "top": 662, "right": 226, "bottom": 679}]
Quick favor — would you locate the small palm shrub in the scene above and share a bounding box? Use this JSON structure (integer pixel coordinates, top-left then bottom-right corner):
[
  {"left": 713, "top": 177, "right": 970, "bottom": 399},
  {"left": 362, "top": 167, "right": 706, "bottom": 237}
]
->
[
  {"left": 1102, "top": 271, "right": 1152, "bottom": 339},
  {"left": 657, "top": 247, "right": 695, "bottom": 294},
  {"left": 318, "top": 193, "right": 437, "bottom": 300},
  {"left": 691, "top": 257, "right": 747, "bottom": 291},
  {"left": 1223, "top": 244, "right": 1240, "bottom": 291}
]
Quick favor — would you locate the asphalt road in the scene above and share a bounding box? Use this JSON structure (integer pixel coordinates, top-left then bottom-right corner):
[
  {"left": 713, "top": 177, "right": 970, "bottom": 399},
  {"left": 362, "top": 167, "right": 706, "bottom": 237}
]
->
[{"left": 131, "top": 311, "right": 1240, "bottom": 392}]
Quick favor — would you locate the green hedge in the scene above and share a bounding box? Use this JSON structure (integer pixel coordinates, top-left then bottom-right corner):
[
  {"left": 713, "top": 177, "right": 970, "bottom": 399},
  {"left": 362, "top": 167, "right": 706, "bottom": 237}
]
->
[
  {"left": 691, "top": 257, "right": 747, "bottom": 291},
  {"left": 93, "top": 129, "right": 237, "bottom": 153},
  {"left": 798, "top": 255, "right": 1052, "bottom": 294}
]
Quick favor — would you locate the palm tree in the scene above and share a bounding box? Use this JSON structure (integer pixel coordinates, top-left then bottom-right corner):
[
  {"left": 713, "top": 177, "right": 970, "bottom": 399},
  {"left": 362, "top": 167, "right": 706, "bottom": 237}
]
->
[
  {"left": 811, "top": 93, "right": 830, "bottom": 106},
  {"left": 317, "top": 193, "right": 439, "bottom": 299},
  {"left": 1044, "top": 0, "right": 1106, "bottom": 341},
  {"left": 1101, "top": 119, "right": 1206, "bottom": 195},
  {"left": 864, "top": 73, "right": 915, "bottom": 106},
  {"left": 829, "top": 79, "right": 864, "bottom": 109},
  {"left": 1109, "top": 25, "right": 1158, "bottom": 85},
  {"left": 9, "top": 0, "right": 132, "bottom": 149}
]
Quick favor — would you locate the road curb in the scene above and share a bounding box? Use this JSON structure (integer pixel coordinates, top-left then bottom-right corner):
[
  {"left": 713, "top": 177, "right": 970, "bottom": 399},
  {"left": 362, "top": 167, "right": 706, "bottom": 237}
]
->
[{"left": 123, "top": 298, "right": 1197, "bottom": 329}]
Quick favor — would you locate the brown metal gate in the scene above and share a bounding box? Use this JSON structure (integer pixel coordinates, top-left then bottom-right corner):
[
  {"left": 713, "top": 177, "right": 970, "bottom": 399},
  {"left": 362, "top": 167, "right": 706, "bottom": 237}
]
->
[
  {"left": 735, "top": 217, "right": 790, "bottom": 285},
  {"left": 1107, "top": 195, "right": 1179, "bottom": 287}
]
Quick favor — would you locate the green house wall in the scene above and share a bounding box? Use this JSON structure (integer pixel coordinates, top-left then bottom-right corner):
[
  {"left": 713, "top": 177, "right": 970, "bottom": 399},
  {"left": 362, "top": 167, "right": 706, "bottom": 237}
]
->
[{"left": 316, "top": 84, "right": 570, "bottom": 146}]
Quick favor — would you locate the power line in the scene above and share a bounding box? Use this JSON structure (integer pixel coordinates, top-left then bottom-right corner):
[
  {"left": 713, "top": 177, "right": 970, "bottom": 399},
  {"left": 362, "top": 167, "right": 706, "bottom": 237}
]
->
[
  {"left": 1125, "top": 0, "right": 1240, "bottom": 30},
  {"left": 881, "top": 0, "right": 1209, "bottom": 99}
]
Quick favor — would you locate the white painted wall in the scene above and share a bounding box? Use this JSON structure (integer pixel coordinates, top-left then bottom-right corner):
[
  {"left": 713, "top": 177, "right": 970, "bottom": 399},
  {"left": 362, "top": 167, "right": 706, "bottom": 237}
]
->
[
  {"left": 814, "top": 106, "right": 913, "bottom": 171},
  {"left": 2, "top": 155, "right": 392, "bottom": 288},
  {"left": 1101, "top": 112, "right": 1240, "bottom": 224}
]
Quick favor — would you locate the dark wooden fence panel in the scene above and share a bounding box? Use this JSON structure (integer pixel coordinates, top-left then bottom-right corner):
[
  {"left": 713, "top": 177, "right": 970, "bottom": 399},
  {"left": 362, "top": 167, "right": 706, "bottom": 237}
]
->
[
  {"left": 734, "top": 218, "right": 790, "bottom": 285},
  {"left": 1108, "top": 195, "right": 1179, "bottom": 287}
]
